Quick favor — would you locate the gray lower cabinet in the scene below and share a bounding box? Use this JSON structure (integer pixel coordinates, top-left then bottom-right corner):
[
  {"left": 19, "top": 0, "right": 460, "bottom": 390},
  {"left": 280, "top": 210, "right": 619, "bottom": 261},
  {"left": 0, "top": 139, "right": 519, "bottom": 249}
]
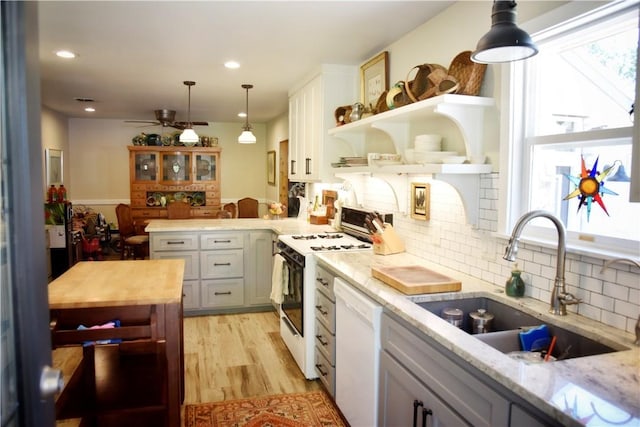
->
[
  {"left": 380, "top": 312, "right": 510, "bottom": 427},
  {"left": 380, "top": 312, "right": 558, "bottom": 427},
  {"left": 314, "top": 265, "right": 337, "bottom": 396},
  {"left": 150, "top": 229, "right": 273, "bottom": 314}
]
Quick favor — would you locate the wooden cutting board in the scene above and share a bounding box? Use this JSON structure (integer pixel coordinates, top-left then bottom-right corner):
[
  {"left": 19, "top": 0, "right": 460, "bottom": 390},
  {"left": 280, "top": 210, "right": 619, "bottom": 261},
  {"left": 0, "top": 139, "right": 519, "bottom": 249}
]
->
[{"left": 371, "top": 265, "right": 461, "bottom": 295}]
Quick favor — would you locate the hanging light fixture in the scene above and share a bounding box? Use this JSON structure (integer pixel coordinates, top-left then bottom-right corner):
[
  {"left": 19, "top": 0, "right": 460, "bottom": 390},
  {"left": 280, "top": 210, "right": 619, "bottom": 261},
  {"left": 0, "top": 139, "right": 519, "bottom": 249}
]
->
[
  {"left": 238, "top": 84, "right": 256, "bottom": 144},
  {"left": 179, "top": 81, "right": 200, "bottom": 146},
  {"left": 471, "top": 1, "right": 538, "bottom": 64}
]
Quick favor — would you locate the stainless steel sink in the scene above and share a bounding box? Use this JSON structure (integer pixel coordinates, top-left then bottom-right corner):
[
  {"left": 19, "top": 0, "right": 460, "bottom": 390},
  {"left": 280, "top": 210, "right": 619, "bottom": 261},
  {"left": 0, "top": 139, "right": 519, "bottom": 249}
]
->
[{"left": 417, "top": 297, "right": 625, "bottom": 360}]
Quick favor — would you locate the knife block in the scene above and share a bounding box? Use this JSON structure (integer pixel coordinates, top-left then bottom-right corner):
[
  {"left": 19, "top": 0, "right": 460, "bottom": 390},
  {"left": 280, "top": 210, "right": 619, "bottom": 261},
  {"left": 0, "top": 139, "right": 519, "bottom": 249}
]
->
[{"left": 373, "top": 224, "right": 405, "bottom": 255}]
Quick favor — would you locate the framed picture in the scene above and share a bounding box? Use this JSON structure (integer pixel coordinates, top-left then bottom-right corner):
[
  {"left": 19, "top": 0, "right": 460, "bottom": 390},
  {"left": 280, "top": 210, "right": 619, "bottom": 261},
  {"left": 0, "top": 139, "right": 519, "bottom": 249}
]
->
[
  {"left": 360, "top": 51, "right": 389, "bottom": 109},
  {"left": 45, "top": 148, "right": 63, "bottom": 187},
  {"left": 411, "top": 182, "right": 430, "bottom": 220},
  {"left": 267, "top": 150, "right": 276, "bottom": 185}
]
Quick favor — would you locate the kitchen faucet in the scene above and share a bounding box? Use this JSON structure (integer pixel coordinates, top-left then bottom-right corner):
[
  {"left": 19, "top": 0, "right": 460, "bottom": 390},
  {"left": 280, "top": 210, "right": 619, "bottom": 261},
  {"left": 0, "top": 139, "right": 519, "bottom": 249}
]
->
[
  {"left": 600, "top": 258, "right": 640, "bottom": 346},
  {"left": 503, "top": 210, "right": 581, "bottom": 315}
]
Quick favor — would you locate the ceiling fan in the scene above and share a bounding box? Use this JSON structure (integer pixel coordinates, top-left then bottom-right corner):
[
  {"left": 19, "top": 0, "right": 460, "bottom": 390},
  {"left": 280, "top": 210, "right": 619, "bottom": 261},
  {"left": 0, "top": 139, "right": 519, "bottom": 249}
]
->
[{"left": 125, "top": 108, "right": 208, "bottom": 130}]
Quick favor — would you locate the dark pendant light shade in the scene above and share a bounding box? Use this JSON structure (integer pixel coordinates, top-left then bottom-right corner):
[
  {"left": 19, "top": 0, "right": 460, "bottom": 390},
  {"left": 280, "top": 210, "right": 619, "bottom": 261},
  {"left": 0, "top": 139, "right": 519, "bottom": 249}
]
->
[{"left": 471, "top": 1, "right": 538, "bottom": 64}]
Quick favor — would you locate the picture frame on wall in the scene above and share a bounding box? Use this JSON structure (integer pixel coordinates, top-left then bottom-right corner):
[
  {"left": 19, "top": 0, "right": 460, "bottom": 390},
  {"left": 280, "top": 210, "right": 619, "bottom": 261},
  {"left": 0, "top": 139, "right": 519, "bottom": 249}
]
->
[
  {"left": 46, "top": 148, "right": 63, "bottom": 187},
  {"left": 267, "top": 150, "right": 276, "bottom": 185},
  {"left": 411, "top": 182, "right": 430, "bottom": 220},
  {"left": 360, "top": 51, "right": 389, "bottom": 109}
]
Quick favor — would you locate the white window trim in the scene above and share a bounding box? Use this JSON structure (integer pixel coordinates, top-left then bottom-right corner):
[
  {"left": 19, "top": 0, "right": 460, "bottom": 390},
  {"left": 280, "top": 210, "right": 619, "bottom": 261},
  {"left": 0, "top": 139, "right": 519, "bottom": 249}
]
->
[{"left": 497, "top": 0, "right": 640, "bottom": 259}]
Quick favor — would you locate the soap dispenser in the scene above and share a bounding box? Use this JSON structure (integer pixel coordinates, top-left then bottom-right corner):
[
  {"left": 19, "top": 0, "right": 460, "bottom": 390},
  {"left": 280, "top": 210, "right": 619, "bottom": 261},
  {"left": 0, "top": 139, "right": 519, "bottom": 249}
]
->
[{"left": 505, "top": 263, "right": 525, "bottom": 297}]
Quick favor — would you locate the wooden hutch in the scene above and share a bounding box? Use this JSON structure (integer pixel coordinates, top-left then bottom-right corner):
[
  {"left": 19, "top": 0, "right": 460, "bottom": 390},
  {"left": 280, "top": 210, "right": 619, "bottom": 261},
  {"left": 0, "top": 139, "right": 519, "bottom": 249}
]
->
[{"left": 128, "top": 146, "right": 221, "bottom": 223}]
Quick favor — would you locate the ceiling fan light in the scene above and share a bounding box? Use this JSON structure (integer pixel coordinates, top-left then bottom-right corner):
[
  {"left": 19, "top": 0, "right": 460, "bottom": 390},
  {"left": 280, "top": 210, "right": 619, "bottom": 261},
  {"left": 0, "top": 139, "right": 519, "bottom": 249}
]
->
[
  {"left": 471, "top": 1, "right": 538, "bottom": 64},
  {"left": 238, "top": 129, "right": 256, "bottom": 144},
  {"left": 180, "top": 128, "right": 199, "bottom": 145}
]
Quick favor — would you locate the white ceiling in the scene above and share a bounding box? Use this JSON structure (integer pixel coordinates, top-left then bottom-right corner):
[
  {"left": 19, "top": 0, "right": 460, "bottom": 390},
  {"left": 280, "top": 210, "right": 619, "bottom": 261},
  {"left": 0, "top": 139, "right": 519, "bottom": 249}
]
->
[{"left": 38, "top": 1, "right": 454, "bottom": 127}]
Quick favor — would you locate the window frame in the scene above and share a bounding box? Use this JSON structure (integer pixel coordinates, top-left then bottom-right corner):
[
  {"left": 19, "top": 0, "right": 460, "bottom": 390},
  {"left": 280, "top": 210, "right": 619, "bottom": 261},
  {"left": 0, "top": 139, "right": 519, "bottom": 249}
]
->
[{"left": 499, "top": 0, "right": 640, "bottom": 258}]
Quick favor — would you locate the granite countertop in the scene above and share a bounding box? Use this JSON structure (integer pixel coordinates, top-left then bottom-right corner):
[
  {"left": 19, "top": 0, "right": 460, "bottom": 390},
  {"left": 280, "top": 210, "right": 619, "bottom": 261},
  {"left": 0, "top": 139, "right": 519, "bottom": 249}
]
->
[
  {"left": 316, "top": 251, "right": 640, "bottom": 427},
  {"left": 145, "top": 218, "right": 335, "bottom": 235}
]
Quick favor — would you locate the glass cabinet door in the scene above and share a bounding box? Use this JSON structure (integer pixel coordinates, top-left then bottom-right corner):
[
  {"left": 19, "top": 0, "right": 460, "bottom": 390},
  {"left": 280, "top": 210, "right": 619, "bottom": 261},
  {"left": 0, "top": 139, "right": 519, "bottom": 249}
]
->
[
  {"left": 194, "top": 153, "right": 217, "bottom": 183},
  {"left": 161, "top": 153, "right": 191, "bottom": 183},
  {"left": 133, "top": 152, "right": 157, "bottom": 182}
]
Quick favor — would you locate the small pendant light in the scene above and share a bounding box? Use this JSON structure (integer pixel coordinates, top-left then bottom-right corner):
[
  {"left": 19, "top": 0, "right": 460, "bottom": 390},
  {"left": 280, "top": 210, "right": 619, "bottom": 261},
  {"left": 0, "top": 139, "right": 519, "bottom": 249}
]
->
[
  {"left": 471, "top": 1, "right": 538, "bottom": 64},
  {"left": 238, "top": 84, "right": 256, "bottom": 144},
  {"left": 179, "top": 81, "right": 200, "bottom": 146}
]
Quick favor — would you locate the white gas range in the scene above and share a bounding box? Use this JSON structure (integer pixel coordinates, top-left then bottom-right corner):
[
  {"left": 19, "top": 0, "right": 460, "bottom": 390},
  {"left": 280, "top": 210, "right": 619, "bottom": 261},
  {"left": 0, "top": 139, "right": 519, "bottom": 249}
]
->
[{"left": 276, "top": 208, "right": 388, "bottom": 380}]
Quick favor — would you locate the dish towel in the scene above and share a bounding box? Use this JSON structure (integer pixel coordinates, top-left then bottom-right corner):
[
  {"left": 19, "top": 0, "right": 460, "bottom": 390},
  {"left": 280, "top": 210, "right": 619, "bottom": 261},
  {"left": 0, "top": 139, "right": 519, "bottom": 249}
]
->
[{"left": 270, "top": 254, "right": 286, "bottom": 304}]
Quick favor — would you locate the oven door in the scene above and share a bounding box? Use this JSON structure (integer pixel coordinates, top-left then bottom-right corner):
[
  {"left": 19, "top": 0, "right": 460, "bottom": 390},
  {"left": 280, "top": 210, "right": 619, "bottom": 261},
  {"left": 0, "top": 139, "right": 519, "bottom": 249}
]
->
[{"left": 280, "top": 253, "right": 304, "bottom": 337}]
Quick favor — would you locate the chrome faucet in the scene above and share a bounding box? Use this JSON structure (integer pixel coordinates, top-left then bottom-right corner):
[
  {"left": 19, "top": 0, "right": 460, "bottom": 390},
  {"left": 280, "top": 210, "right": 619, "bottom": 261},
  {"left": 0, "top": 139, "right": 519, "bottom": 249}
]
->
[
  {"left": 503, "top": 210, "right": 581, "bottom": 315},
  {"left": 600, "top": 258, "right": 640, "bottom": 346}
]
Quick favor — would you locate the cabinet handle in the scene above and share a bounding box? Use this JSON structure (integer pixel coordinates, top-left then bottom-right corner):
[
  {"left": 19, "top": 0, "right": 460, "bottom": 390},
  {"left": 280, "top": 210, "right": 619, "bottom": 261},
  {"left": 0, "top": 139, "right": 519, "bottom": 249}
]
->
[
  {"left": 290, "top": 160, "right": 296, "bottom": 175},
  {"left": 315, "top": 364, "right": 328, "bottom": 377},
  {"left": 167, "top": 241, "right": 185, "bottom": 245},
  {"left": 422, "top": 407, "right": 433, "bottom": 427},
  {"left": 214, "top": 291, "right": 232, "bottom": 296},
  {"left": 413, "top": 400, "right": 423, "bottom": 427},
  {"left": 315, "top": 305, "right": 328, "bottom": 316},
  {"left": 305, "top": 158, "right": 311, "bottom": 175},
  {"left": 316, "top": 335, "right": 328, "bottom": 346},
  {"left": 214, "top": 262, "right": 231, "bottom": 266},
  {"left": 213, "top": 239, "right": 231, "bottom": 243},
  {"left": 316, "top": 278, "right": 329, "bottom": 287}
]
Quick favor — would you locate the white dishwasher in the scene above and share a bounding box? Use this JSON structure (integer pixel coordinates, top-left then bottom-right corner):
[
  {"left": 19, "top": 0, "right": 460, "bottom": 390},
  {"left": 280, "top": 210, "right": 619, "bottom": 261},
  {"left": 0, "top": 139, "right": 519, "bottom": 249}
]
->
[{"left": 334, "top": 277, "right": 382, "bottom": 427}]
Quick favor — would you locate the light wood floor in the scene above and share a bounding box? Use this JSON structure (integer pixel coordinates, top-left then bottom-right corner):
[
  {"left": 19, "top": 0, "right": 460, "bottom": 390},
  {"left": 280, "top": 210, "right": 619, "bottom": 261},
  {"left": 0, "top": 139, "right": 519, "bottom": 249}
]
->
[{"left": 53, "top": 310, "right": 322, "bottom": 426}]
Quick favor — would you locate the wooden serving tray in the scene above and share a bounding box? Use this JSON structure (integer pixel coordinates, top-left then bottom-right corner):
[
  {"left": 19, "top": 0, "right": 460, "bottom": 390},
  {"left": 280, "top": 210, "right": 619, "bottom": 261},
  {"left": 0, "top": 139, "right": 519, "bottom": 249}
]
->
[{"left": 371, "top": 265, "right": 461, "bottom": 295}]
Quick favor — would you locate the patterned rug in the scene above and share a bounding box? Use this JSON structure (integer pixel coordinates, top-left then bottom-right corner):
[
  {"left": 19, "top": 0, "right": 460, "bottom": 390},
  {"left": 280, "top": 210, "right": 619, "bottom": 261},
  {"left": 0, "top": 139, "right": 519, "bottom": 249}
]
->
[{"left": 184, "top": 391, "right": 347, "bottom": 427}]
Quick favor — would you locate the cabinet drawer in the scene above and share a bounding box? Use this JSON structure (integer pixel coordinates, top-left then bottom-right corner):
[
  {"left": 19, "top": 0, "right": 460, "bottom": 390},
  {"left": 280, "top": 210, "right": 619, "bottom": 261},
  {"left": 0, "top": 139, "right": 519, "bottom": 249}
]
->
[
  {"left": 201, "top": 279, "right": 244, "bottom": 308},
  {"left": 200, "top": 249, "right": 243, "bottom": 279},
  {"left": 151, "top": 233, "right": 199, "bottom": 252},
  {"left": 314, "top": 349, "right": 335, "bottom": 397},
  {"left": 315, "top": 290, "right": 335, "bottom": 333},
  {"left": 132, "top": 208, "right": 161, "bottom": 218},
  {"left": 200, "top": 233, "right": 244, "bottom": 250},
  {"left": 151, "top": 251, "right": 199, "bottom": 280},
  {"left": 182, "top": 280, "right": 200, "bottom": 310},
  {"left": 315, "top": 319, "right": 335, "bottom": 363},
  {"left": 382, "top": 314, "right": 509, "bottom": 427},
  {"left": 315, "top": 265, "right": 335, "bottom": 301}
]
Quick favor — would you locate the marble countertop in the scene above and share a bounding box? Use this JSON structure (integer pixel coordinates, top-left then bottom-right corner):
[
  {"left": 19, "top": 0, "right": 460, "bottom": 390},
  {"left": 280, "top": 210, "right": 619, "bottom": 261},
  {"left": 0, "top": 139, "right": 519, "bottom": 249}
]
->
[
  {"left": 145, "top": 218, "right": 336, "bottom": 235},
  {"left": 316, "top": 251, "right": 640, "bottom": 427}
]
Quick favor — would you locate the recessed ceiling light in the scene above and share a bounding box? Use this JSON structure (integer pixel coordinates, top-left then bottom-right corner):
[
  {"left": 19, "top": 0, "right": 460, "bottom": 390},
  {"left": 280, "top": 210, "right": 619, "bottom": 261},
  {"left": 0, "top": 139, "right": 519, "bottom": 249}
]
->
[
  {"left": 224, "top": 61, "right": 240, "bottom": 69},
  {"left": 84, "top": 107, "right": 95, "bottom": 112},
  {"left": 55, "top": 50, "right": 77, "bottom": 59},
  {"left": 238, "top": 112, "right": 247, "bottom": 118}
]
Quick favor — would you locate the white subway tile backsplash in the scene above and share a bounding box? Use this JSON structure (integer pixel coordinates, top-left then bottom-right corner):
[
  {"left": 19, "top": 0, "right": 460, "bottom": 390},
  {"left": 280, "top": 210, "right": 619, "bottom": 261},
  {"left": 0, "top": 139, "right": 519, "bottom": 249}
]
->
[{"left": 358, "top": 172, "right": 639, "bottom": 335}]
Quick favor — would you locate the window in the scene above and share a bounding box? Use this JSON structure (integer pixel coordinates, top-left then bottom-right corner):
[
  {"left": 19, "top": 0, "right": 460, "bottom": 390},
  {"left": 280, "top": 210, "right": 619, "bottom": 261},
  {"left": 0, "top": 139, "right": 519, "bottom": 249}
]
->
[{"left": 508, "top": 1, "right": 639, "bottom": 254}]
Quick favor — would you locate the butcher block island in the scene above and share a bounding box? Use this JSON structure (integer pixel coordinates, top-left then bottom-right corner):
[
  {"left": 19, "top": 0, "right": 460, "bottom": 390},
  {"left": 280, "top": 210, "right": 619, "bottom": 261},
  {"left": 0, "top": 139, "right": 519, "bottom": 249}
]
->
[{"left": 48, "top": 259, "right": 185, "bottom": 427}]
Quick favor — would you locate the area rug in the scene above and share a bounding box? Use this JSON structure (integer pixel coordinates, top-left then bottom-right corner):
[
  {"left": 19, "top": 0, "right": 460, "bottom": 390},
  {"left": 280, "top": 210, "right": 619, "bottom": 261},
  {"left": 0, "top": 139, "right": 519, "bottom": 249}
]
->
[{"left": 185, "top": 390, "right": 347, "bottom": 427}]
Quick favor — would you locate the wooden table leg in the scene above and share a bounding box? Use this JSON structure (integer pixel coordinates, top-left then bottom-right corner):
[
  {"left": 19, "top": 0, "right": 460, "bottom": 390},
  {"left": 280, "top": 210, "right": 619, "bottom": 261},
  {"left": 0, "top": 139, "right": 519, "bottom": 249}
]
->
[{"left": 163, "top": 302, "right": 183, "bottom": 427}]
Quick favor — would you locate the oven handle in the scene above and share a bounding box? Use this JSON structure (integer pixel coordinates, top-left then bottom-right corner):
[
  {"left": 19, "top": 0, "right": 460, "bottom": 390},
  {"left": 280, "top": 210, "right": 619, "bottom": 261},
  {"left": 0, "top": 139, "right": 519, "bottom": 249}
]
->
[{"left": 281, "top": 315, "right": 299, "bottom": 337}]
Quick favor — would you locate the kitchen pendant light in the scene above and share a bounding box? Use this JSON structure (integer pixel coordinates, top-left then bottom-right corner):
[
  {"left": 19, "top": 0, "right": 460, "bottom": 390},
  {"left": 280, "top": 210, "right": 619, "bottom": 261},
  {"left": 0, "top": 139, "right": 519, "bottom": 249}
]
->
[
  {"left": 238, "top": 84, "right": 256, "bottom": 144},
  {"left": 179, "top": 81, "right": 199, "bottom": 146},
  {"left": 471, "top": 1, "right": 538, "bottom": 64}
]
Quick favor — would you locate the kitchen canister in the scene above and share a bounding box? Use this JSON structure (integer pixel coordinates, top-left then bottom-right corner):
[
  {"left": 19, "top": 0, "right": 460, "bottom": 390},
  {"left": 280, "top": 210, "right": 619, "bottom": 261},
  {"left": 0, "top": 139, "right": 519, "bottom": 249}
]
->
[
  {"left": 469, "top": 308, "right": 494, "bottom": 334},
  {"left": 442, "top": 307, "right": 463, "bottom": 328}
]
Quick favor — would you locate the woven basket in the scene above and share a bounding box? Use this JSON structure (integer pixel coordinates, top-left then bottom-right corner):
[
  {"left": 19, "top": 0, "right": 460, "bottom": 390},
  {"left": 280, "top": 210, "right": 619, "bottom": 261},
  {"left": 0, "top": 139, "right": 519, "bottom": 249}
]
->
[
  {"left": 405, "top": 64, "right": 447, "bottom": 102},
  {"left": 448, "top": 51, "right": 487, "bottom": 96}
]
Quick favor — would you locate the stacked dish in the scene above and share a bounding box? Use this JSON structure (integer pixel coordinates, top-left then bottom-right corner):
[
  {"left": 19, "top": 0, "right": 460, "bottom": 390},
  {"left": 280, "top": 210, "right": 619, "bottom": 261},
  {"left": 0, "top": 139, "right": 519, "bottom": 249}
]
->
[{"left": 410, "top": 134, "right": 466, "bottom": 164}]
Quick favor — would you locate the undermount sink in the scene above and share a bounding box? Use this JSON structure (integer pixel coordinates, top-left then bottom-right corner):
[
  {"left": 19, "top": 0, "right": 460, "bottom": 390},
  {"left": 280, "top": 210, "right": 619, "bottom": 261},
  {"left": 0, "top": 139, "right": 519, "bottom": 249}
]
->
[{"left": 417, "top": 297, "right": 626, "bottom": 360}]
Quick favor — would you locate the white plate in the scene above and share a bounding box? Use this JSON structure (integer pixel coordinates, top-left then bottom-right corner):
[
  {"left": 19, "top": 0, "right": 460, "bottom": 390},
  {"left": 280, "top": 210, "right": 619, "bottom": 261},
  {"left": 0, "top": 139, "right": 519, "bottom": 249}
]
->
[
  {"left": 442, "top": 156, "right": 467, "bottom": 164},
  {"left": 414, "top": 151, "right": 458, "bottom": 164}
]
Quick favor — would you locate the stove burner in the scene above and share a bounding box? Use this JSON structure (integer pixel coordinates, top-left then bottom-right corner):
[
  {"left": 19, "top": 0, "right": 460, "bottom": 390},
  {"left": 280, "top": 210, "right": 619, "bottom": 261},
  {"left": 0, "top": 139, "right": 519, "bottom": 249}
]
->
[
  {"left": 339, "top": 243, "right": 372, "bottom": 250},
  {"left": 291, "top": 235, "right": 317, "bottom": 240},
  {"left": 317, "top": 234, "right": 344, "bottom": 239},
  {"left": 310, "top": 245, "right": 342, "bottom": 251}
]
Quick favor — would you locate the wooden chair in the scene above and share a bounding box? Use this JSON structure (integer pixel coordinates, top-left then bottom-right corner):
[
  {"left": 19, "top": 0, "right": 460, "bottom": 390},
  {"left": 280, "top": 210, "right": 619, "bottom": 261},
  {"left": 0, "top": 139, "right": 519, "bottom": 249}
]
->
[
  {"left": 215, "top": 210, "right": 232, "bottom": 219},
  {"left": 237, "top": 197, "right": 259, "bottom": 218},
  {"left": 166, "top": 201, "right": 191, "bottom": 219},
  {"left": 115, "top": 203, "right": 149, "bottom": 260},
  {"left": 223, "top": 202, "right": 237, "bottom": 219}
]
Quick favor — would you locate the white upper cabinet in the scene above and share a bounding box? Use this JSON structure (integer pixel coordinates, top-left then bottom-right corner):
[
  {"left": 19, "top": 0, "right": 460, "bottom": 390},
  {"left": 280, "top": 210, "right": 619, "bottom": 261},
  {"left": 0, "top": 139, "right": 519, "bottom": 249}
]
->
[{"left": 288, "top": 65, "right": 357, "bottom": 182}]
